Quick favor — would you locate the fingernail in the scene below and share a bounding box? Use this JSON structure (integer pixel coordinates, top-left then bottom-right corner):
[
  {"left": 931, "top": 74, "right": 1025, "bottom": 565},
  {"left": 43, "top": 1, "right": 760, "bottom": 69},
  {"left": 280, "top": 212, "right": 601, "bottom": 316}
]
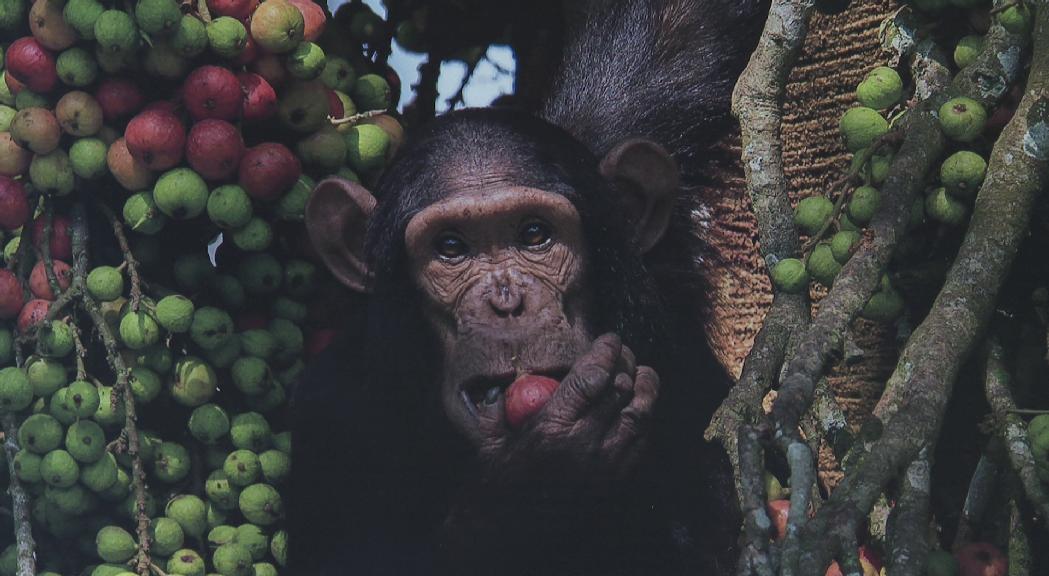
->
[{"left": 484, "top": 387, "right": 500, "bottom": 405}]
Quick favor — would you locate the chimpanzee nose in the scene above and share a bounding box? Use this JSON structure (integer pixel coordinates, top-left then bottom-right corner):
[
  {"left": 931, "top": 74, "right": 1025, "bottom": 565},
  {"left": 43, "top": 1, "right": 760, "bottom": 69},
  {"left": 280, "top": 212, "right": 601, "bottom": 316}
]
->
[{"left": 488, "top": 271, "right": 525, "bottom": 318}]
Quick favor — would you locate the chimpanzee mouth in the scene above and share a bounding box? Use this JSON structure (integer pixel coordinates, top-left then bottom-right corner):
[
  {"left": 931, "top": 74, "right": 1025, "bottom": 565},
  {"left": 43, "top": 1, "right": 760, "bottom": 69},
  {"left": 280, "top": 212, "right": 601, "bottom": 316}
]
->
[{"left": 460, "top": 368, "right": 570, "bottom": 417}]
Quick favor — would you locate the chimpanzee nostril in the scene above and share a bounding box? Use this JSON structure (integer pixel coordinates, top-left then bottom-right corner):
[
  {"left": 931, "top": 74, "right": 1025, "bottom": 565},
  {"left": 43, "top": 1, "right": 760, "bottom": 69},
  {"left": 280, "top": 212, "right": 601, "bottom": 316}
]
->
[{"left": 489, "top": 278, "right": 524, "bottom": 318}]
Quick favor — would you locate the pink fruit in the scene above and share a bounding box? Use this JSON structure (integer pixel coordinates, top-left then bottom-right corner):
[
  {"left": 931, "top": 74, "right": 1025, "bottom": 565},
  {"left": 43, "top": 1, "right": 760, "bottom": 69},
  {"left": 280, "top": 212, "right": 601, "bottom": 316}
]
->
[
  {"left": 125, "top": 108, "right": 187, "bottom": 171},
  {"left": 251, "top": 54, "right": 289, "bottom": 87},
  {"left": 206, "top": 0, "right": 258, "bottom": 20},
  {"left": 766, "top": 499, "right": 790, "bottom": 541},
  {"left": 287, "top": 0, "right": 325, "bottom": 41},
  {"left": 142, "top": 100, "right": 179, "bottom": 115},
  {"left": 0, "top": 271, "right": 25, "bottom": 319},
  {"left": 238, "top": 142, "right": 302, "bottom": 201},
  {"left": 95, "top": 78, "right": 145, "bottom": 123},
  {"left": 306, "top": 328, "right": 338, "bottom": 358},
  {"left": 183, "top": 66, "right": 243, "bottom": 121},
  {"left": 0, "top": 177, "right": 30, "bottom": 231},
  {"left": 824, "top": 562, "right": 843, "bottom": 576},
  {"left": 186, "top": 119, "right": 245, "bottom": 181},
  {"left": 4, "top": 37, "right": 58, "bottom": 93},
  {"left": 29, "top": 260, "right": 72, "bottom": 300},
  {"left": 956, "top": 542, "right": 1007, "bottom": 576},
  {"left": 505, "top": 374, "right": 560, "bottom": 429},
  {"left": 107, "top": 138, "right": 155, "bottom": 192},
  {"left": 238, "top": 72, "right": 278, "bottom": 121},
  {"left": 3, "top": 71, "right": 26, "bottom": 95},
  {"left": 32, "top": 214, "right": 72, "bottom": 261},
  {"left": 327, "top": 89, "right": 344, "bottom": 118},
  {"left": 18, "top": 299, "right": 51, "bottom": 332}
]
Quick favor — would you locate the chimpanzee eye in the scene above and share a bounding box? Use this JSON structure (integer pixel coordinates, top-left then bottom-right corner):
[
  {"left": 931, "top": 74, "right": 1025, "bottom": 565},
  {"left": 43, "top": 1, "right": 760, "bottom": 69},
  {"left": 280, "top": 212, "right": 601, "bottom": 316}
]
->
[
  {"left": 518, "top": 221, "right": 551, "bottom": 248},
  {"left": 434, "top": 233, "right": 469, "bottom": 260}
]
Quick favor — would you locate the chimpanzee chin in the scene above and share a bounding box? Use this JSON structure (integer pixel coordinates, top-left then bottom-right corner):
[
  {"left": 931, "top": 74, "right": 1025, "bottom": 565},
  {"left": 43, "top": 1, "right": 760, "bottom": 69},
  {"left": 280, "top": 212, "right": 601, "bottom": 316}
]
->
[{"left": 291, "top": 1, "right": 770, "bottom": 575}]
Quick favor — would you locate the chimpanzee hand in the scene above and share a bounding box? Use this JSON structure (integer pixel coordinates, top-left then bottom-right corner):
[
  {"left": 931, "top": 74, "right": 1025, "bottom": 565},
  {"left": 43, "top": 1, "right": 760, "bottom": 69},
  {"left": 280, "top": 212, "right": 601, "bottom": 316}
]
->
[{"left": 475, "top": 333, "right": 660, "bottom": 489}]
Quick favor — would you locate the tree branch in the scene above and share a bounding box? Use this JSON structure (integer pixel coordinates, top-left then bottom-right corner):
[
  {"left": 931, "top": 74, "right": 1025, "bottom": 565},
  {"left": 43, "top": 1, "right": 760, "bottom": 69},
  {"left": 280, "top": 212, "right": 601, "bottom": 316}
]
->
[{"left": 2, "top": 414, "right": 36, "bottom": 576}]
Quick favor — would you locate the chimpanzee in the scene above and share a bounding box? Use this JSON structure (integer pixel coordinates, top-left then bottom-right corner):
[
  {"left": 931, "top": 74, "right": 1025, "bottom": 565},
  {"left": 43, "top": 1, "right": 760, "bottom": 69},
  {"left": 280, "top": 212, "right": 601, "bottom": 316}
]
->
[{"left": 291, "top": 1, "right": 769, "bottom": 574}]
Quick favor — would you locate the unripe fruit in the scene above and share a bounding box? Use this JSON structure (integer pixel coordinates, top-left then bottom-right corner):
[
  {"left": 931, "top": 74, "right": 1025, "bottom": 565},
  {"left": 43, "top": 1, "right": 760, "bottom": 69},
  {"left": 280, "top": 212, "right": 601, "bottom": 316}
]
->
[
  {"left": 208, "top": 16, "right": 249, "bottom": 59},
  {"left": 861, "top": 290, "right": 905, "bottom": 322},
  {"left": 345, "top": 123, "right": 391, "bottom": 174},
  {"left": 189, "top": 403, "right": 230, "bottom": 444},
  {"left": 135, "top": 0, "right": 181, "bottom": 36},
  {"left": 999, "top": 4, "right": 1032, "bottom": 34},
  {"left": 96, "top": 526, "right": 137, "bottom": 563},
  {"left": 27, "top": 356, "right": 67, "bottom": 397},
  {"left": 40, "top": 449, "right": 79, "bottom": 487},
  {"left": 80, "top": 452, "right": 118, "bottom": 492},
  {"left": 925, "top": 187, "right": 968, "bottom": 226},
  {"left": 806, "top": 244, "right": 841, "bottom": 287},
  {"left": 224, "top": 450, "right": 261, "bottom": 487},
  {"left": 56, "top": 47, "right": 99, "bottom": 87},
  {"left": 64, "top": 0, "right": 106, "bottom": 40},
  {"left": 793, "top": 196, "right": 834, "bottom": 236},
  {"left": 954, "top": 35, "right": 983, "bottom": 69},
  {"left": 65, "top": 419, "right": 106, "bottom": 463},
  {"left": 830, "top": 230, "right": 861, "bottom": 263},
  {"left": 856, "top": 66, "right": 902, "bottom": 110},
  {"left": 286, "top": 41, "right": 326, "bottom": 80},
  {"left": 771, "top": 258, "right": 808, "bottom": 294},
  {"left": 129, "top": 366, "right": 162, "bottom": 403},
  {"left": 190, "top": 306, "right": 234, "bottom": 348},
  {"left": 67, "top": 379, "right": 100, "bottom": 417},
  {"left": 86, "top": 266, "right": 124, "bottom": 301},
  {"left": 123, "top": 191, "right": 167, "bottom": 234},
  {"left": 187, "top": 119, "right": 245, "bottom": 181},
  {"left": 92, "top": 386, "right": 125, "bottom": 426},
  {"left": 150, "top": 517, "right": 185, "bottom": 557},
  {"left": 208, "top": 185, "right": 253, "bottom": 229},
  {"left": 37, "top": 320, "right": 74, "bottom": 357},
  {"left": 847, "top": 185, "right": 881, "bottom": 225},
  {"left": 18, "top": 413, "right": 64, "bottom": 454},
  {"left": 156, "top": 295, "right": 195, "bottom": 333},
  {"left": 69, "top": 138, "right": 109, "bottom": 179},
  {"left": 237, "top": 253, "right": 282, "bottom": 294},
  {"left": 940, "top": 150, "right": 986, "bottom": 199},
  {"left": 238, "top": 483, "right": 283, "bottom": 525},
  {"left": 154, "top": 167, "right": 209, "bottom": 219},
  {"left": 30, "top": 149, "right": 76, "bottom": 196},
  {"left": 94, "top": 10, "right": 139, "bottom": 55},
  {"left": 170, "top": 356, "right": 218, "bottom": 406},
  {"left": 166, "top": 494, "right": 207, "bottom": 539},
  {"left": 319, "top": 56, "right": 356, "bottom": 92},
  {"left": 119, "top": 309, "right": 161, "bottom": 350},
  {"left": 839, "top": 106, "right": 888, "bottom": 152},
  {"left": 270, "top": 529, "right": 287, "bottom": 566},
  {"left": 938, "top": 97, "right": 987, "bottom": 143},
  {"left": 277, "top": 80, "right": 330, "bottom": 132},
  {"left": 125, "top": 108, "right": 186, "bottom": 171},
  {"left": 154, "top": 441, "right": 191, "bottom": 483},
  {"left": 250, "top": 0, "right": 305, "bottom": 54},
  {"left": 352, "top": 73, "right": 391, "bottom": 111},
  {"left": 259, "top": 449, "right": 290, "bottom": 485},
  {"left": 172, "top": 14, "right": 209, "bottom": 58}
]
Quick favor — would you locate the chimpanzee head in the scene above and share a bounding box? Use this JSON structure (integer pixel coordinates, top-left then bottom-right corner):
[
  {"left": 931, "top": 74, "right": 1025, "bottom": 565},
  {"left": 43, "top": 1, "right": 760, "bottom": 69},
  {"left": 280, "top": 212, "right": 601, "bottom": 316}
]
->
[{"left": 305, "top": 108, "right": 681, "bottom": 444}]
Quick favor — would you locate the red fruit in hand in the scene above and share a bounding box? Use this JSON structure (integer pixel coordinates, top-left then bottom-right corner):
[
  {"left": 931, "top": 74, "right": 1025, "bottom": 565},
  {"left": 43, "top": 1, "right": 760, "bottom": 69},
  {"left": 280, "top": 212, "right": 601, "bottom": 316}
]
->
[
  {"left": 125, "top": 108, "right": 187, "bottom": 171},
  {"left": 29, "top": 260, "right": 71, "bottom": 300},
  {"left": 766, "top": 499, "right": 790, "bottom": 541},
  {"left": 186, "top": 119, "right": 245, "bottom": 181},
  {"left": 31, "top": 214, "right": 72, "bottom": 261},
  {"left": 505, "top": 374, "right": 559, "bottom": 429},
  {"left": 95, "top": 78, "right": 145, "bottom": 123},
  {"left": 238, "top": 142, "right": 301, "bottom": 201},
  {"left": 238, "top": 72, "right": 278, "bottom": 122},
  {"left": 183, "top": 66, "right": 244, "bottom": 121},
  {"left": 5, "top": 37, "right": 58, "bottom": 93},
  {"left": 824, "top": 562, "right": 843, "bottom": 576},
  {"left": 956, "top": 542, "right": 1007, "bottom": 576},
  {"left": 18, "top": 299, "right": 51, "bottom": 332},
  {"left": 0, "top": 270, "right": 25, "bottom": 320},
  {"left": 0, "top": 177, "right": 30, "bottom": 231}
]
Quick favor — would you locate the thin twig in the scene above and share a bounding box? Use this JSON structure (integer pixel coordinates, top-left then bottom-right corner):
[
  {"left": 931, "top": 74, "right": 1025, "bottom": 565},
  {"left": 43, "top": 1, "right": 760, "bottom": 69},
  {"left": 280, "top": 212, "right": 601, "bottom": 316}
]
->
[
  {"left": 2, "top": 414, "right": 36, "bottom": 576},
  {"left": 69, "top": 319, "right": 88, "bottom": 381},
  {"left": 95, "top": 201, "right": 142, "bottom": 310},
  {"left": 328, "top": 109, "right": 388, "bottom": 127}
]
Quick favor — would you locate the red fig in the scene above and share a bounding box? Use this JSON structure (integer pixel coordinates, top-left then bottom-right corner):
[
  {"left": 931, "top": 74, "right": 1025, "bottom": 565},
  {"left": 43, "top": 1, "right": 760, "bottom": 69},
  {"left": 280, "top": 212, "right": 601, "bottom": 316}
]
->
[
  {"left": 29, "top": 260, "right": 72, "bottom": 300},
  {"left": 505, "top": 374, "right": 559, "bottom": 429},
  {"left": 125, "top": 108, "right": 187, "bottom": 171},
  {"left": 206, "top": 0, "right": 258, "bottom": 21},
  {"left": 238, "top": 72, "right": 278, "bottom": 121},
  {"left": 5, "top": 37, "right": 58, "bottom": 93},
  {"left": 186, "top": 119, "right": 245, "bottom": 181},
  {"left": 18, "top": 299, "right": 52, "bottom": 332},
  {"left": 0, "top": 270, "right": 25, "bottom": 320},
  {"left": 238, "top": 142, "right": 301, "bottom": 201},
  {"left": 31, "top": 214, "right": 72, "bottom": 261},
  {"left": 183, "top": 65, "right": 243, "bottom": 121},
  {"left": 287, "top": 0, "right": 326, "bottom": 41},
  {"left": 0, "top": 177, "right": 31, "bottom": 231},
  {"left": 95, "top": 78, "right": 145, "bottom": 123}
]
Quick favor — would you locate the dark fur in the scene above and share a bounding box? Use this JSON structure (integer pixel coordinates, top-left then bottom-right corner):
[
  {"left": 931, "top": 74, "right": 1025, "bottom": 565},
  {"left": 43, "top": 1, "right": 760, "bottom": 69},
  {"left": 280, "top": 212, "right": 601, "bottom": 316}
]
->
[{"left": 291, "top": 1, "right": 768, "bottom": 574}]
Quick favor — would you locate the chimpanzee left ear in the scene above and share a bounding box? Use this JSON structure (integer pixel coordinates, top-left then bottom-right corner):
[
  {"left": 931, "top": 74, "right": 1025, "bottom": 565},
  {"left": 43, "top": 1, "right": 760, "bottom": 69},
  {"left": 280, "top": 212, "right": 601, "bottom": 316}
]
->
[
  {"left": 599, "top": 139, "right": 679, "bottom": 253},
  {"left": 305, "top": 177, "right": 376, "bottom": 293}
]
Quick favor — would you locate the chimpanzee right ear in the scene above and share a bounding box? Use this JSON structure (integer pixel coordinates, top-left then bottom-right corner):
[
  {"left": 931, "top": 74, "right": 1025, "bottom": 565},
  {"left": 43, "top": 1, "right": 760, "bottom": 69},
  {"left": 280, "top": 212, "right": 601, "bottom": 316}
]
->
[{"left": 306, "top": 178, "right": 376, "bottom": 293}]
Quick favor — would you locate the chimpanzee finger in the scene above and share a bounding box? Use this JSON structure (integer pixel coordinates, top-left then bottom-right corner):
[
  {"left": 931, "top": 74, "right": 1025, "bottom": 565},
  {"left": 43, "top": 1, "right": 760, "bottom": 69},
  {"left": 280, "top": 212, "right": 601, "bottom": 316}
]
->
[
  {"left": 616, "top": 345, "right": 637, "bottom": 379},
  {"left": 549, "top": 333, "right": 622, "bottom": 419},
  {"left": 476, "top": 389, "right": 509, "bottom": 452},
  {"left": 580, "top": 371, "right": 635, "bottom": 430},
  {"left": 601, "top": 366, "right": 660, "bottom": 464}
]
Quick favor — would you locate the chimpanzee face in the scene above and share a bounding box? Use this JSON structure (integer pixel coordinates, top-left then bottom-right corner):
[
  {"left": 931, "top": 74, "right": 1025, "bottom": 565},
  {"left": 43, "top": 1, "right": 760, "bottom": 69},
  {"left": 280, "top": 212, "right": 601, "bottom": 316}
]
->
[{"left": 404, "top": 185, "right": 594, "bottom": 442}]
